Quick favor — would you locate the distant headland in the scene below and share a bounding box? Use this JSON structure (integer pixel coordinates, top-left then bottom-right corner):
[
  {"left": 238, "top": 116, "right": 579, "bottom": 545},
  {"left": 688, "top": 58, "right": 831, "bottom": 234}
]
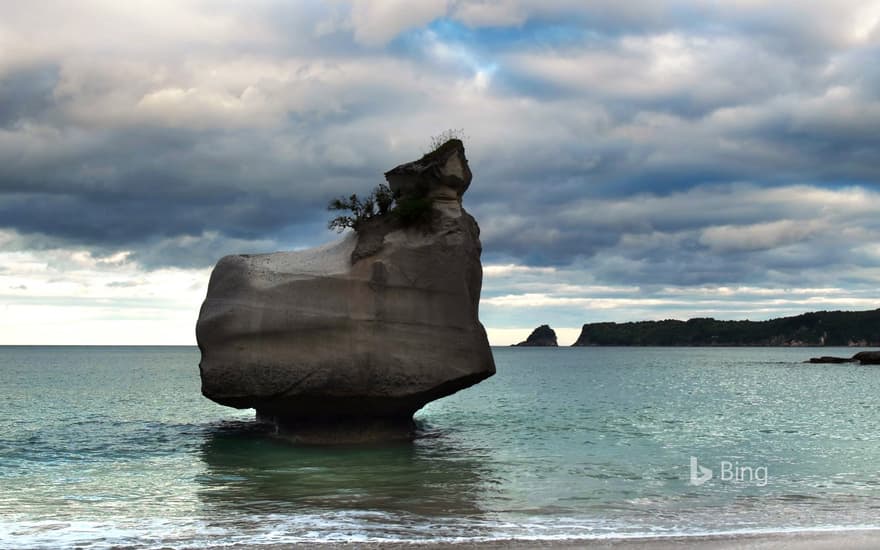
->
[
  {"left": 570, "top": 308, "right": 880, "bottom": 347},
  {"left": 513, "top": 309, "right": 880, "bottom": 347}
]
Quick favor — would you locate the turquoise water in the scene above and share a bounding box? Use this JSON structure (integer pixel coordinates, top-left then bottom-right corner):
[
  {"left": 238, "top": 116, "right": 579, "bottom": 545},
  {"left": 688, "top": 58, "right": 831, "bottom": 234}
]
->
[{"left": 2, "top": 346, "right": 880, "bottom": 548}]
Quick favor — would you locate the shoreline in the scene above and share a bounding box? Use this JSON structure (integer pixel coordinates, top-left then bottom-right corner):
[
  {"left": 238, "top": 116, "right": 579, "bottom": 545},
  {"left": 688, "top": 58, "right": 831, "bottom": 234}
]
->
[{"left": 204, "top": 530, "right": 880, "bottom": 549}]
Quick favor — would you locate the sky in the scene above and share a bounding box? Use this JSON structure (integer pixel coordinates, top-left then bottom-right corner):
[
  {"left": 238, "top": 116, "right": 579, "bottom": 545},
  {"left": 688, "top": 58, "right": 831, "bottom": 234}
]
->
[{"left": 1, "top": 0, "right": 879, "bottom": 345}]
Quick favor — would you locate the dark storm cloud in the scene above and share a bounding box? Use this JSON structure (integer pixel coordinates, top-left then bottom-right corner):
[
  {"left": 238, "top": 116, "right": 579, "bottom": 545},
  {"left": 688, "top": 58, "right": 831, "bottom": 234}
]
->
[
  {"left": 0, "top": 120, "right": 335, "bottom": 250},
  {"left": 0, "top": 0, "right": 877, "bottom": 300},
  {"left": 0, "top": 66, "right": 58, "bottom": 128}
]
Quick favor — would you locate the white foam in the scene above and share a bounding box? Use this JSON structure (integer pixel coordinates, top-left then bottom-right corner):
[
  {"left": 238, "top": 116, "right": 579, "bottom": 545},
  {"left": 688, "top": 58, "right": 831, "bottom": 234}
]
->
[{"left": 3, "top": 514, "right": 880, "bottom": 549}]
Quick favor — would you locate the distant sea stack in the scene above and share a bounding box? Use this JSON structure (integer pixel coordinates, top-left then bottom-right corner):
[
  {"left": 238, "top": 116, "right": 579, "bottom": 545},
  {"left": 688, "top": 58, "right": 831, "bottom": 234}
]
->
[
  {"left": 514, "top": 325, "right": 558, "bottom": 347},
  {"left": 572, "top": 309, "right": 880, "bottom": 347},
  {"left": 196, "top": 139, "right": 495, "bottom": 443}
]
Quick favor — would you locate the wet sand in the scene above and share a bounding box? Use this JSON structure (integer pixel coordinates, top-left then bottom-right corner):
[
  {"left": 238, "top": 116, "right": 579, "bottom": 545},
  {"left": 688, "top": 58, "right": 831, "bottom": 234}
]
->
[{"left": 203, "top": 530, "right": 880, "bottom": 549}]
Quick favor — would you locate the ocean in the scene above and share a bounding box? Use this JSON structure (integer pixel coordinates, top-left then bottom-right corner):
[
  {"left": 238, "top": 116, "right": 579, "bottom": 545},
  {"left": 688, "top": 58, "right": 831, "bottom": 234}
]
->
[{"left": 2, "top": 345, "right": 880, "bottom": 548}]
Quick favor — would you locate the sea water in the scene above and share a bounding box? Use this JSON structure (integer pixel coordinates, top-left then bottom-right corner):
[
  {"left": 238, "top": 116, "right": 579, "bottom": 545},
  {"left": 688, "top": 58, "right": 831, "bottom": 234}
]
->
[{"left": 2, "top": 346, "right": 880, "bottom": 548}]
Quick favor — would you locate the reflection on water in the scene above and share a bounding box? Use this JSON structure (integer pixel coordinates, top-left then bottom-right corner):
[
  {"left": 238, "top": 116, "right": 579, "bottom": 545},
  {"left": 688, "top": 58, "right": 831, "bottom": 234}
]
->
[{"left": 196, "top": 419, "right": 495, "bottom": 520}]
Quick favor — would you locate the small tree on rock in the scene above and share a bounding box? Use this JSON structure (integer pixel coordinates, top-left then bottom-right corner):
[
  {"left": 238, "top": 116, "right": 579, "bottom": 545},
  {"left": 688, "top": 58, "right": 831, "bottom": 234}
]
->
[{"left": 327, "top": 183, "right": 396, "bottom": 232}]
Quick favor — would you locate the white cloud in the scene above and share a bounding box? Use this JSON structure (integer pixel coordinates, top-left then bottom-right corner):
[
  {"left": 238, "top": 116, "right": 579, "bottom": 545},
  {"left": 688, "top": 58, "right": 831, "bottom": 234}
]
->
[
  {"left": 451, "top": 0, "right": 527, "bottom": 27},
  {"left": 0, "top": 233, "right": 209, "bottom": 344},
  {"left": 0, "top": 1, "right": 271, "bottom": 73},
  {"left": 559, "top": 184, "right": 880, "bottom": 233},
  {"left": 483, "top": 264, "right": 557, "bottom": 277},
  {"left": 510, "top": 32, "right": 720, "bottom": 100},
  {"left": 482, "top": 293, "right": 672, "bottom": 308},
  {"left": 349, "top": 0, "right": 448, "bottom": 45},
  {"left": 699, "top": 220, "right": 826, "bottom": 252}
]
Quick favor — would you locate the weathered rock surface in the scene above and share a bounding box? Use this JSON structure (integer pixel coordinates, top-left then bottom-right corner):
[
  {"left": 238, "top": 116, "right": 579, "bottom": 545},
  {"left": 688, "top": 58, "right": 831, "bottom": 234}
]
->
[
  {"left": 852, "top": 351, "right": 880, "bottom": 365},
  {"left": 807, "top": 356, "right": 856, "bottom": 364},
  {"left": 806, "top": 351, "right": 880, "bottom": 365},
  {"left": 514, "top": 325, "right": 558, "bottom": 347},
  {"left": 196, "top": 140, "right": 495, "bottom": 442},
  {"left": 385, "top": 139, "right": 472, "bottom": 205}
]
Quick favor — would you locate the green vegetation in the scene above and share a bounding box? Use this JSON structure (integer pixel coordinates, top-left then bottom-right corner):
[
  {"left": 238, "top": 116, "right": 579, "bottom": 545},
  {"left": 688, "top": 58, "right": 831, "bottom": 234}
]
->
[
  {"left": 572, "top": 309, "right": 880, "bottom": 346},
  {"left": 327, "top": 183, "right": 392, "bottom": 232},
  {"left": 391, "top": 195, "right": 433, "bottom": 226},
  {"left": 327, "top": 183, "right": 433, "bottom": 232},
  {"left": 328, "top": 133, "right": 467, "bottom": 232}
]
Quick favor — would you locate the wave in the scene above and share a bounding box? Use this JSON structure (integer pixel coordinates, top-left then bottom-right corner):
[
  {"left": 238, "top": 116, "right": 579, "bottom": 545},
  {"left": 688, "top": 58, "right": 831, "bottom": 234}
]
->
[{"left": 3, "top": 515, "right": 880, "bottom": 550}]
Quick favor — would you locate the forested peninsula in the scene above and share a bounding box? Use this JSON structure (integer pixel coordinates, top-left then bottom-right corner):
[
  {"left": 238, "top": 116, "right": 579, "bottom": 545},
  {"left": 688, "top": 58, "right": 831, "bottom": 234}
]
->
[{"left": 572, "top": 309, "right": 880, "bottom": 347}]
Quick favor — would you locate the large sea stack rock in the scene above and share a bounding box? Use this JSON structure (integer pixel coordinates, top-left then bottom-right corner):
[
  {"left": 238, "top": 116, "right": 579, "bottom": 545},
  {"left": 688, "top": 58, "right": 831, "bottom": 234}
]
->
[
  {"left": 514, "top": 325, "right": 558, "bottom": 347},
  {"left": 196, "top": 140, "right": 495, "bottom": 443}
]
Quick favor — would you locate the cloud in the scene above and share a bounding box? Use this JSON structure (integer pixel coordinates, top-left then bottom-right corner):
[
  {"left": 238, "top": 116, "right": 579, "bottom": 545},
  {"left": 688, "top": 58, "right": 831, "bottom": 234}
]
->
[
  {"left": 106, "top": 280, "right": 143, "bottom": 288},
  {"left": 0, "top": 1, "right": 878, "bottom": 343},
  {"left": 0, "top": 236, "right": 210, "bottom": 344},
  {"left": 483, "top": 263, "right": 557, "bottom": 277},
  {"left": 451, "top": 0, "right": 528, "bottom": 28},
  {"left": 350, "top": 0, "right": 448, "bottom": 45},
  {"left": 699, "top": 220, "right": 824, "bottom": 253}
]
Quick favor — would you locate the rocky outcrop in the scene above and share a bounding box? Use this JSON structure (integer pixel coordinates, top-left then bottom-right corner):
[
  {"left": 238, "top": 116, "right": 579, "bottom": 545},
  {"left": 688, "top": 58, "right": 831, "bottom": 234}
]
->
[
  {"left": 852, "top": 351, "right": 880, "bottom": 365},
  {"left": 807, "top": 351, "right": 880, "bottom": 365},
  {"left": 385, "top": 138, "right": 472, "bottom": 204},
  {"left": 807, "top": 356, "right": 856, "bottom": 364},
  {"left": 514, "top": 325, "right": 558, "bottom": 347},
  {"left": 196, "top": 140, "right": 495, "bottom": 443}
]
